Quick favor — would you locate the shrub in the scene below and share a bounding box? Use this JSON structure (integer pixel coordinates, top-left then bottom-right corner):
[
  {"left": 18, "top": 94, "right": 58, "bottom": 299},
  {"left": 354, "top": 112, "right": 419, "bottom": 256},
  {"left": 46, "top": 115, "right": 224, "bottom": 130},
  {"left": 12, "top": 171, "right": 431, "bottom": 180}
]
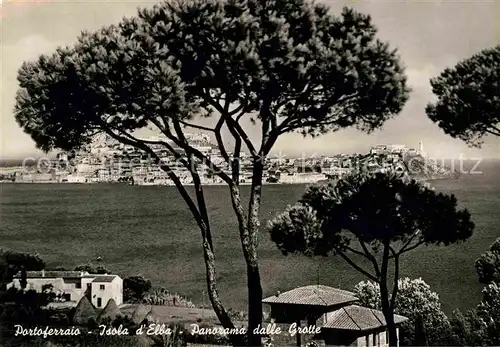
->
[
  {"left": 74, "top": 263, "right": 109, "bottom": 274},
  {"left": 353, "top": 278, "right": 450, "bottom": 346},
  {"left": 475, "top": 237, "right": 500, "bottom": 284},
  {"left": 123, "top": 275, "right": 152, "bottom": 302}
]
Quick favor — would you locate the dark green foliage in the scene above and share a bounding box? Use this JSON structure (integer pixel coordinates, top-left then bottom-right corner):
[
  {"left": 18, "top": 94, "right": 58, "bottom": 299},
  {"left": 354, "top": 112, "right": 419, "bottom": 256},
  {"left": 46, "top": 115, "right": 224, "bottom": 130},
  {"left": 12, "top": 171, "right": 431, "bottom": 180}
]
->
[
  {"left": 141, "top": 287, "right": 196, "bottom": 307},
  {"left": 14, "top": 0, "right": 409, "bottom": 154},
  {"left": 0, "top": 249, "right": 45, "bottom": 289},
  {"left": 476, "top": 282, "right": 500, "bottom": 346},
  {"left": 268, "top": 173, "right": 474, "bottom": 257},
  {"left": 13, "top": 1, "right": 410, "bottom": 345},
  {"left": 447, "top": 309, "right": 489, "bottom": 346},
  {"left": 426, "top": 45, "right": 500, "bottom": 146},
  {"left": 269, "top": 172, "right": 474, "bottom": 346},
  {"left": 475, "top": 237, "right": 500, "bottom": 284},
  {"left": 123, "top": 275, "right": 152, "bottom": 302},
  {"left": 353, "top": 278, "right": 450, "bottom": 347},
  {"left": 74, "top": 263, "right": 109, "bottom": 274},
  {"left": 436, "top": 283, "right": 500, "bottom": 346}
]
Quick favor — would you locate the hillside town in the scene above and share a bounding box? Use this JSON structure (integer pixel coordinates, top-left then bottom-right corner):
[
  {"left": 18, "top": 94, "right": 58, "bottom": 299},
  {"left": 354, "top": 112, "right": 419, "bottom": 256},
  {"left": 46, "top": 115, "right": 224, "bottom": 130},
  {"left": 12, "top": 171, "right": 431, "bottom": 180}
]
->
[{"left": 0, "top": 133, "right": 454, "bottom": 185}]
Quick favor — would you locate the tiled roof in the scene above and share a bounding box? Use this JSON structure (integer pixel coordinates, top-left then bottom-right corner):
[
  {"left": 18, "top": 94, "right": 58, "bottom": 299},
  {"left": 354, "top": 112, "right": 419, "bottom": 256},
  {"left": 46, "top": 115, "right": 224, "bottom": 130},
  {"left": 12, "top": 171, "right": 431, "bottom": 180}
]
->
[
  {"left": 323, "top": 305, "right": 408, "bottom": 331},
  {"left": 13, "top": 271, "right": 89, "bottom": 279},
  {"left": 262, "top": 285, "right": 358, "bottom": 307},
  {"left": 92, "top": 275, "right": 117, "bottom": 283}
]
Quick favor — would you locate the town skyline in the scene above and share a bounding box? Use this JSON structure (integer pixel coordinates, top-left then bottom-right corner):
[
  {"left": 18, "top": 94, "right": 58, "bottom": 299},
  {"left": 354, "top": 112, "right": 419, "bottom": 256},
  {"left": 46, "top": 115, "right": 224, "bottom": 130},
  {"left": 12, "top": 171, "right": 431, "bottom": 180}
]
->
[{"left": 2, "top": 0, "right": 500, "bottom": 160}]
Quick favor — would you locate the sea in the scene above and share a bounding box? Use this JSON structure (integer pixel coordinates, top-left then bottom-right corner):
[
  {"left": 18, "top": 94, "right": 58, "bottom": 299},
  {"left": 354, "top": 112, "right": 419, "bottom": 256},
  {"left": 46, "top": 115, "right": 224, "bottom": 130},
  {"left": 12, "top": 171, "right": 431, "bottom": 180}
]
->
[{"left": 0, "top": 159, "right": 498, "bottom": 315}]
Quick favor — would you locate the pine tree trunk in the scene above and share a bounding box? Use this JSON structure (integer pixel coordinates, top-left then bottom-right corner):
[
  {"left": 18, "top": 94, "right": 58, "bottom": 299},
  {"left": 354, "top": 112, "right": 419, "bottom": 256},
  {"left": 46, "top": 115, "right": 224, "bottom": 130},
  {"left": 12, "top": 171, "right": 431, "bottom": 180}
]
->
[
  {"left": 202, "top": 237, "right": 245, "bottom": 346},
  {"left": 380, "top": 245, "right": 398, "bottom": 347},
  {"left": 245, "top": 160, "right": 265, "bottom": 347},
  {"left": 247, "top": 263, "right": 263, "bottom": 347}
]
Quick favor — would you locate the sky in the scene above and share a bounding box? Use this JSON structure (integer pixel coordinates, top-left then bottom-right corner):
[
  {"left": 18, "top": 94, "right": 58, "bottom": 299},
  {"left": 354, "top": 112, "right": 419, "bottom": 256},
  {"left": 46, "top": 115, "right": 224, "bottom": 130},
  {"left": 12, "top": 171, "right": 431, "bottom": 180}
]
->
[{"left": 1, "top": 0, "right": 499, "bottom": 160}]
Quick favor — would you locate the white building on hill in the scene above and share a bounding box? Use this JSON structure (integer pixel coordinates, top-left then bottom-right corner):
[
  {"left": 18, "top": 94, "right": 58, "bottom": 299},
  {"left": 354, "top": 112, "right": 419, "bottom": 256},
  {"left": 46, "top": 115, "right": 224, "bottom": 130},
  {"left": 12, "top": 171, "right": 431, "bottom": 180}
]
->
[{"left": 7, "top": 270, "right": 123, "bottom": 308}]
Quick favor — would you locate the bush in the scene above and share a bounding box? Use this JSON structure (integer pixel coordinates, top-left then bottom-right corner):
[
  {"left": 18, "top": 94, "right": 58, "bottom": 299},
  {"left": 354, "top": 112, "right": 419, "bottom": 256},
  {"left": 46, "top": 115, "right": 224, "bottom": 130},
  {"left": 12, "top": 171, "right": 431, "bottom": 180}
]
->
[
  {"left": 123, "top": 275, "right": 152, "bottom": 302},
  {"left": 74, "top": 263, "right": 109, "bottom": 274},
  {"left": 447, "top": 309, "right": 489, "bottom": 346},
  {"left": 353, "top": 278, "right": 450, "bottom": 346},
  {"left": 0, "top": 249, "right": 45, "bottom": 289},
  {"left": 142, "top": 288, "right": 195, "bottom": 308},
  {"left": 476, "top": 282, "right": 500, "bottom": 346}
]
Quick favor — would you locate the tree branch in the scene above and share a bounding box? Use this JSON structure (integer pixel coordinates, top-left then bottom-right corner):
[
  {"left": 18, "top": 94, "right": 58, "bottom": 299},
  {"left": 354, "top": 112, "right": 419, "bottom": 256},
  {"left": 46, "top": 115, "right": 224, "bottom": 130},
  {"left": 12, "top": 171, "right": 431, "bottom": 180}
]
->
[
  {"left": 485, "top": 127, "right": 500, "bottom": 137},
  {"left": 344, "top": 245, "right": 372, "bottom": 259},
  {"left": 101, "top": 124, "right": 237, "bottom": 335},
  {"left": 399, "top": 240, "right": 426, "bottom": 255},
  {"left": 393, "top": 231, "right": 421, "bottom": 256},
  {"left": 172, "top": 119, "right": 213, "bottom": 247},
  {"left": 214, "top": 118, "right": 231, "bottom": 164},
  {"left": 337, "top": 250, "right": 378, "bottom": 282},
  {"left": 359, "top": 240, "right": 381, "bottom": 278},
  {"left": 148, "top": 116, "right": 234, "bottom": 186},
  {"left": 277, "top": 92, "right": 359, "bottom": 134},
  {"left": 178, "top": 120, "right": 215, "bottom": 132},
  {"left": 200, "top": 89, "right": 258, "bottom": 157}
]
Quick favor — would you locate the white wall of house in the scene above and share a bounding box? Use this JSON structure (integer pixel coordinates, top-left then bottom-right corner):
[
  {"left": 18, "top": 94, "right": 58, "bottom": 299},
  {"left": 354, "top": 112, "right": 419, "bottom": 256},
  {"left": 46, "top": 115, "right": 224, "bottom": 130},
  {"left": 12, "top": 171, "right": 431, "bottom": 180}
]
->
[
  {"left": 9, "top": 278, "right": 65, "bottom": 292},
  {"left": 90, "top": 277, "right": 123, "bottom": 308}
]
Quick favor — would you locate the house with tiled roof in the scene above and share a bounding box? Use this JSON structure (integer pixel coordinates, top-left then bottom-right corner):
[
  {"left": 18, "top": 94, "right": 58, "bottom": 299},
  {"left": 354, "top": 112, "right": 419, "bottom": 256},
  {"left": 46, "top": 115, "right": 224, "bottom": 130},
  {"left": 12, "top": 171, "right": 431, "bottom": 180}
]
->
[
  {"left": 7, "top": 270, "right": 123, "bottom": 309},
  {"left": 263, "top": 285, "right": 408, "bottom": 347}
]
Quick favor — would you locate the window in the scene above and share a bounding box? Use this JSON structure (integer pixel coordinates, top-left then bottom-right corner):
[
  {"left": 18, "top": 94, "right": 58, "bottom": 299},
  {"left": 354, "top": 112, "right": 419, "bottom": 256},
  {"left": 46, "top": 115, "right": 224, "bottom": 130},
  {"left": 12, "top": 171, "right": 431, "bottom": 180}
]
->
[
  {"left": 100, "top": 284, "right": 105, "bottom": 290},
  {"left": 373, "top": 333, "right": 377, "bottom": 347},
  {"left": 75, "top": 282, "right": 81, "bottom": 289}
]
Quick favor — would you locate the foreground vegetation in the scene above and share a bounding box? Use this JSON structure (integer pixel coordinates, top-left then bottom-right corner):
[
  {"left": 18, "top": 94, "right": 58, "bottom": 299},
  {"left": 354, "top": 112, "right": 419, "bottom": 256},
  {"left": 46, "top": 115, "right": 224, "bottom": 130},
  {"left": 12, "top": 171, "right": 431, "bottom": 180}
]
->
[
  {"left": 268, "top": 172, "right": 475, "bottom": 346},
  {"left": 0, "top": 251, "right": 221, "bottom": 346},
  {"left": 2, "top": 239, "right": 499, "bottom": 346}
]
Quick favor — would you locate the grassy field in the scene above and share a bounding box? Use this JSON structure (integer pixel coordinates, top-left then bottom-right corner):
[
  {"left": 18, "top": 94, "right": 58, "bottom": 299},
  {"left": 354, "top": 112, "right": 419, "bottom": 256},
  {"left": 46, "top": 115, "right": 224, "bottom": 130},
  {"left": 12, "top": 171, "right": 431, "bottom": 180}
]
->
[{"left": 1, "top": 160, "right": 499, "bottom": 315}]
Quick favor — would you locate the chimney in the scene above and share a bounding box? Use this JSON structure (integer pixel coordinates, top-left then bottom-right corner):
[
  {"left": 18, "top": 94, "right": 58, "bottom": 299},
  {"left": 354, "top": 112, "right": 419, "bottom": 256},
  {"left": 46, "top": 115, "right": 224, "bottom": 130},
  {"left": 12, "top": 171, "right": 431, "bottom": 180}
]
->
[
  {"left": 80, "top": 271, "right": 84, "bottom": 277},
  {"left": 276, "top": 291, "right": 280, "bottom": 297},
  {"left": 41, "top": 269, "right": 45, "bottom": 277}
]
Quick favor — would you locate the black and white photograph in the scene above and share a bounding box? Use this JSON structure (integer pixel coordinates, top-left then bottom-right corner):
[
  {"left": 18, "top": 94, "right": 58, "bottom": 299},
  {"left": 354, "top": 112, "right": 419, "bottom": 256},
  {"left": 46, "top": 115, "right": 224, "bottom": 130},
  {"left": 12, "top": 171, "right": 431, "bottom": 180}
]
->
[{"left": 0, "top": 0, "right": 499, "bottom": 346}]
